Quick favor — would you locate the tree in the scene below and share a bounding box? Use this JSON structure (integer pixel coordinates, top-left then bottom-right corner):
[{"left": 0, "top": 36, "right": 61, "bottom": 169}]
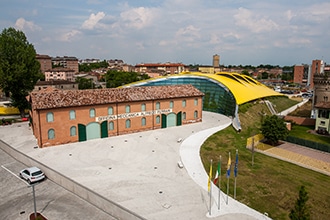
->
[
  {"left": 105, "top": 70, "right": 150, "bottom": 88},
  {"left": 75, "top": 77, "right": 95, "bottom": 90},
  {"left": 0, "top": 27, "right": 42, "bottom": 117},
  {"left": 289, "top": 185, "right": 310, "bottom": 220},
  {"left": 261, "top": 115, "right": 289, "bottom": 145}
]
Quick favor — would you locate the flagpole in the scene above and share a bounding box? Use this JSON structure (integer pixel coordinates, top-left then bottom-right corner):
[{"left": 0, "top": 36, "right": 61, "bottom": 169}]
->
[
  {"left": 226, "top": 152, "right": 231, "bottom": 205},
  {"left": 209, "top": 159, "right": 213, "bottom": 216},
  {"left": 218, "top": 155, "right": 221, "bottom": 210}
]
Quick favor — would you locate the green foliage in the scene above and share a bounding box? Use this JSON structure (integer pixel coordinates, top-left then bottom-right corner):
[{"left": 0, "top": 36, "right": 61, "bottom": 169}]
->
[
  {"left": 75, "top": 77, "right": 94, "bottom": 90},
  {"left": 105, "top": 70, "right": 150, "bottom": 88},
  {"left": 79, "top": 60, "right": 109, "bottom": 72},
  {"left": 0, "top": 27, "right": 42, "bottom": 117},
  {"left": 261, "top": 115, "right": 289, "bottom": 145},
  {"left": 241, "top": 70, "right": 250, "bottom": 76},
  {"left": 289, "top": 186, "right": 310, "bottom": 220},
  {"left": 261, "top": 71, "right": 269, "bottom": 79}
]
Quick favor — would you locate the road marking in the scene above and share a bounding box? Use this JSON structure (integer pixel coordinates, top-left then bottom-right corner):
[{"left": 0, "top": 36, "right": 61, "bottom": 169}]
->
[{"left": 1, "top": 165, "right": 29, "bottom": 185}]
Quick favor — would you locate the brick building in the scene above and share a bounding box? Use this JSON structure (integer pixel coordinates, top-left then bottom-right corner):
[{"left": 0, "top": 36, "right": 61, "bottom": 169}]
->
[
  {"left": 36, "top": 54, "right": 52, "bottom": 73},
  {"left": 29, "top": 85, "right": 204, "bottom": 147},
  {"left": 52, "top": 56, "right": 79, "bottom": 73}
]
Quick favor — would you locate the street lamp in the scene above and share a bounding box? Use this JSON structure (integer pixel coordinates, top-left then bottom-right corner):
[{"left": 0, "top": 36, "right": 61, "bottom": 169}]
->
[{"left": 28, "top": 182, "right": 40, "bottom": 219}]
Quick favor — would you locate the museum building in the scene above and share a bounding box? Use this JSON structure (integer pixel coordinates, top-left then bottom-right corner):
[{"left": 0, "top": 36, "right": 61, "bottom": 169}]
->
[{"left": 29, "top": 84, "right": 204, "bottom": 147}]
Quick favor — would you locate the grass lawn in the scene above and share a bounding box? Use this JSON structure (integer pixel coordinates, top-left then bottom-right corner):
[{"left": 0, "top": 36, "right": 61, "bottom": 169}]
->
[{"left": 200, "top": 96, "right": 330, "bottom": 220}]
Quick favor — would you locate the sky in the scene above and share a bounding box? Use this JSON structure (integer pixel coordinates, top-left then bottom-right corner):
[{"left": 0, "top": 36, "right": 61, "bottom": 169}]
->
[{"left": 1, "top": 0, "right": 330, "bottom": 66}]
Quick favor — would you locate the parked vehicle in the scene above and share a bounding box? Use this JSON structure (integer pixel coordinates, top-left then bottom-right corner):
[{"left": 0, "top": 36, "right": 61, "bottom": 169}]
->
[{"left": 19, "top": 167, "right": 45, "bottom": 184}]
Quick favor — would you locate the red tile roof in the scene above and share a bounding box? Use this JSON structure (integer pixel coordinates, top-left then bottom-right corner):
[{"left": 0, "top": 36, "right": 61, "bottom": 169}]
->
[{"left": 30, "top": 85, "right": 204, "bottom": 110}]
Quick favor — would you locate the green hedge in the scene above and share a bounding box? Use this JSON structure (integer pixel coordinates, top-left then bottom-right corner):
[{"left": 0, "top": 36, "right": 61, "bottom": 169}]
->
[{"left": 285, "top": 135, "right": 330, "bottom": 153}]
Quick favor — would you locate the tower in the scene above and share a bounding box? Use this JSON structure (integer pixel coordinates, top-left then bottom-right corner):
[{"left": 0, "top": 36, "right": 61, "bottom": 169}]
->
[{"left": 213, "top": 54, "right": 220, "bottom": 67}]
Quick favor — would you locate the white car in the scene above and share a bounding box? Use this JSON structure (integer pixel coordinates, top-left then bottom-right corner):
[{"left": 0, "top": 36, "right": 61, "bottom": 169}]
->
[{"left": 19, "top": 167, "right": 45, "bottom": 184}]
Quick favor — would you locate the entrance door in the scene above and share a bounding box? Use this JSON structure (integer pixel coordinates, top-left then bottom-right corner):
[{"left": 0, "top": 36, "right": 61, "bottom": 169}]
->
[
  {"left": 86, "top": 122, "right": 101, "bottom": 140},
  {"left": 167, "top": 113, "right": 176, "bottom": 127}
]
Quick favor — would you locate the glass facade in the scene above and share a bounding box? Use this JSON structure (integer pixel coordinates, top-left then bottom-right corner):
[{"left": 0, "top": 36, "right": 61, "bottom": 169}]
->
[{"left": 140, "top": 76, "right": 236, "bottom": 116}]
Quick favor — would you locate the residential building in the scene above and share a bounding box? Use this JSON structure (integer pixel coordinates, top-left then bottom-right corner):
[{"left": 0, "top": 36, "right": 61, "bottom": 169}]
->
[
  {"left": 135, "top": 62, "right": 187, "bottom": 76},
  {"left": 52, "top": 56, "right": 79, "bottom": 73},
  {"left": 44, "top": 67, "right": 75, "bottom": 82},
  {"left": 294, "top": 64, "right": 309, "bottom": 86},
  {"left": 34, "top": 80, "right": 78, "bottom": 91},
  {"left": 36, "top": 54, "right": 52, "bottom": 73},
  {"left": 310, "top": 60, "right": 325, "bottom": 89},
  {"left": 29, "top": 85, "right": 204, "bottom": 147}
]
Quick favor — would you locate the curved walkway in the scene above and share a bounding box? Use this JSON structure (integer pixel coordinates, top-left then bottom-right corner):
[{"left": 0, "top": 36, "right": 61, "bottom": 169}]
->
[{"left": 180, "top": 117, "right": 271, "bottom": 220}]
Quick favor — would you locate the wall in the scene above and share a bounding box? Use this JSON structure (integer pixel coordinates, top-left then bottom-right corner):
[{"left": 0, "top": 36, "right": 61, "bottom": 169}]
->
[{"left": 0, "top": 140, "right": 147, "bottom": 220}]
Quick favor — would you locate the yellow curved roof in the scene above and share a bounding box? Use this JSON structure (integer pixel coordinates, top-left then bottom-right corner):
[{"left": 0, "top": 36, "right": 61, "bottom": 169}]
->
[
  {"left": 180, "top": 72, "right": 283, "bottom": 105},
  {"left": 125, "top": 71, "right": 283, "bottom": 105}
]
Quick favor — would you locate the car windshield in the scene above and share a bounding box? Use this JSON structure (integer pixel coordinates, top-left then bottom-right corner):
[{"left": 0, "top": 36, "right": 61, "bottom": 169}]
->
[{"left": 32, "top": 171, "right": 43, "bottom": 176}]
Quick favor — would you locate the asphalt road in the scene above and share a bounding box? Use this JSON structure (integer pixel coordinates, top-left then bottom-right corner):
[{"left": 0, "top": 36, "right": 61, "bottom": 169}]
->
[{"left": 0, "top": 147, "right": 117, "bottom": 220}]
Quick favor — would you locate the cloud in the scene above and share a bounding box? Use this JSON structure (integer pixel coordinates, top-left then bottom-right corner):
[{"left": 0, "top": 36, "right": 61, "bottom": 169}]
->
[
  {"left": 59, "top": 30, "right": 81, "bottom": 42},
  {"left": 234, "top": 7, "right": 279, "bottom": 33},
  {"left": 119, "top": 7, "right": 159, "bottom": 29},
  {"left": 175, "top": 25, "right": 201, "bottom": 42},
  {"left": 15, "top": 18, "right": 41, "bottom": 32},
  {"left": 81, "top": 12, "right": 105, "bottom": 30}
]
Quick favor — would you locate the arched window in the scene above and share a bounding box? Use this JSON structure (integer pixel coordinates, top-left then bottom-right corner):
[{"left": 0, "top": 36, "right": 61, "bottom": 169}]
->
[
  {"left": 48, "top": 129, "right": 55, "bottom": 139},
  {"left": 170, "top": 101, "right": 174, "bottom": 108},
  {"left": 89, "top": 108, "right": 95, "bottom": 118},
  {"left": 141, "top": 117, "right": 146, "bottom": 126},
  {"left": 70, "top": 126, "right": 76, "bottom": 136},
  {"left": 125, "top": 119, "right": 131, "bottom": 128},
  {"left": 156, "top": 115, "right": 160, "bottom": 124},
  {"left": 182, "top": 100, "right": 186, "bottom": 107},
  {"left": 108, "top": 107, "right": 113, "bottom": 115},
  {"left": 46, "top": 112, "right": 54, "bottom": 122},
  {"left": 194, "top": 110, "right": 198, "bottom": 119},
  {"left": 141, "top": 103, "right": 146, "bottom": 111},
  {"left": 183, "top": 112, "right": 186, "bottom": 120},
  {"left": 69, "top": 110, "right": 76, "bottom": 120},
  {"left": 109, "top": 121, "right": 114, "bottom": 130},
  {"left": 156, "top": 102, "right": 160, "bottom": 110},
  {"left": 194, "top": 98, "right": 198, "bottom": 106},
  {"left": 125, "top": 105, "right": 130, "bottom": 113}
]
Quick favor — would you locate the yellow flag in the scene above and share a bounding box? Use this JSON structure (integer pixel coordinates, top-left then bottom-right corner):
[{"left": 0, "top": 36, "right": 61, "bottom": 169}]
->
[{"left": 208, "top": 160, "right": 212, "bottom": 192}]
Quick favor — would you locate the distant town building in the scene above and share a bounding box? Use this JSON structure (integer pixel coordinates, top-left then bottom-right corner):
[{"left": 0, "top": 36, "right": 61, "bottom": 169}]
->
[
  {"left": 52, "top": 56, "right": 79, "bottom": 73},
  {"left": 36, "top": 54, "right": 52, "bottom": 73},
  {"left": 294, "top": 64, "right": 309, "bottom": 86},
  {"left": 34, "top": 80, "right": 78, "bottom": 91},
  {"left": 135, "top": 62, "right": 187, "bottom": 76},
  {"left": 44, "top": 67, "right": 75, "bottom": 82}
]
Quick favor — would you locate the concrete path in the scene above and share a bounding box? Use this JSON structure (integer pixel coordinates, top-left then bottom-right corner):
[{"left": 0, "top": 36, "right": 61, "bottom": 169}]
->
[{"left": 0, "top": 111, "right": 270, "bottom": 220}]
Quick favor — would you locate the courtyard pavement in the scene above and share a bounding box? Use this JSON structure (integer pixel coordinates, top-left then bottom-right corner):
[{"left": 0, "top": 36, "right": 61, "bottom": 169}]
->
[{"left": 0, "top": 111, "right": 271, "bottom": 220}]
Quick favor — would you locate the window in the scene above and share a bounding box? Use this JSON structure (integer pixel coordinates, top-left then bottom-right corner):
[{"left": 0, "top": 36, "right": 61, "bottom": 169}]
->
[
  {"left": 318, "top": 109, "right": 330, "bottom": 119},
  {"left": 125, "top": 119, "right": 131, "bottom": 128},
  {"left": 48, "top": 129, "right": 55, "bottom": 139},
  {"left": 70, "top": 126, "right": 76, "bottom": 136},
  {"left": 141, "top": 117, "right": 146, "bottom": 126},
  {"left": 182, "top": 100, "right": 186, "bottom": 107},
  {"left": 89, "top": 108, "right": 95, "bottom": 118},
  {"left": 194, "top": 110, "right": 198, "bottom": 119},
  {"left": 194, "top": 98, "right": 198, "bottom": 106},
  {"left": 183, "top": 112, "right": 186, "bottom": 120},
  {"left": 170, "top": 101, "right": 174, "bottom": 108},
  {"left": 109, "top": 121, "right": 114, "bottom": 130},
  {"left": 46, "top": 112, "right": 54, "bottom": 122},
  {"left": 141, "top": 103, "right": 146, "bottom": 111},
  {"left": 69, "top": 110, "right": 76, "bottom": 120},
  {"left": 156, "top": 102, "right": 160, "bottom": 110},
  {"left": 156, "top": 116, "right": 160, "bottom": 124},
  {"left": 125, "top": 105, "right": 130, "bottom": 113},
  {"left": 108, "top": 107, "right": 113, "bottom": 115}
]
